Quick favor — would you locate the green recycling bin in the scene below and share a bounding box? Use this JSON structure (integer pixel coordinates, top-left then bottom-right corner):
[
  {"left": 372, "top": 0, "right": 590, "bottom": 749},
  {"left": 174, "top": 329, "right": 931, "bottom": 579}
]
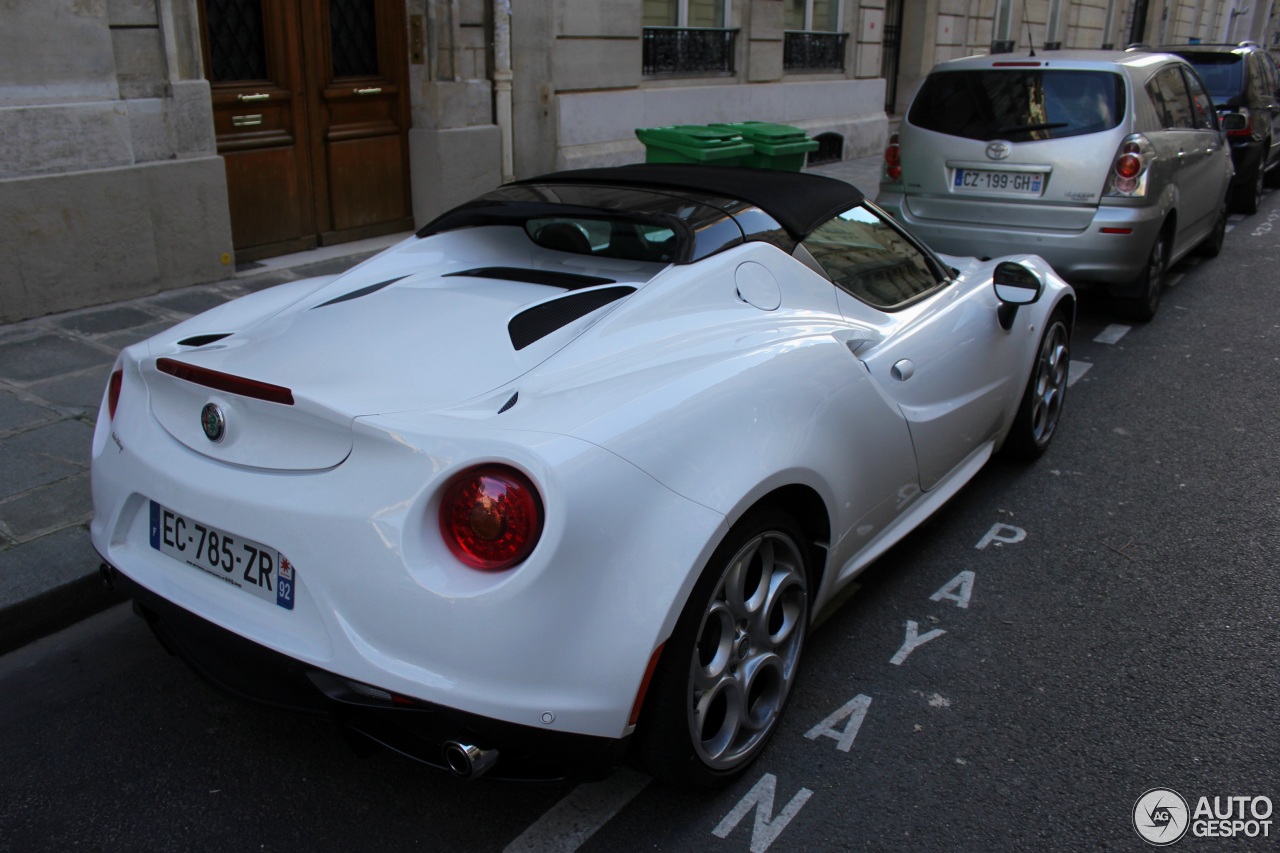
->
[
  {"left": 708, "top": 121, "right": 819, "bottom": 171},
  {"left": 634, "top": 125, "right": 754, "bottom": 166}
]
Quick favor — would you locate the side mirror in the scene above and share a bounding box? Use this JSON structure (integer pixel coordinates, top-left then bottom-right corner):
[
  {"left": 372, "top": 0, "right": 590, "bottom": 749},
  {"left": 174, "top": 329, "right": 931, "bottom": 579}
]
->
[
  {"left": 993, "top": 261, "right": 1043, "bottom": 330},
  {"left": 993, "top": 261, "right": 1043, "bottom": 305}
]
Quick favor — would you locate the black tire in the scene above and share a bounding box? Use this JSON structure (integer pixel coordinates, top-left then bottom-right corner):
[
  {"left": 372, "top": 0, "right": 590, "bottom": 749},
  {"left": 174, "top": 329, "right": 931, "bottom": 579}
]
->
[
  {"left": 1198, "top": 194, "right": 1228, "bottom": 258},
  {"left": 1112, "top": 231, "right": 1167, "bottom": 322},
  {"left": 1003, "top": 309, "right": 1070, "bottom": 461},
  {"left": 631, "top": 508, "right": 810, "bottom": 787},
  {"left": 1233, "top": 160, "right": 1265, "bottom": 215}
]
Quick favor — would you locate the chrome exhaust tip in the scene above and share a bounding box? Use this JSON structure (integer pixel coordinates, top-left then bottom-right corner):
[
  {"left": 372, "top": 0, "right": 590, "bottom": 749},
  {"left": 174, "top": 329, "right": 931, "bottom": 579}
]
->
[{"left": 443, "top": 740, "right": 499, "bottom": 780}]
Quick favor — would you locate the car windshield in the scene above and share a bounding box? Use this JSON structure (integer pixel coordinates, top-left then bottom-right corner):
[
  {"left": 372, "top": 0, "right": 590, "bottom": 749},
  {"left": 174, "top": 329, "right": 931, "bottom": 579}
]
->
[
  {"left": 909, "top": 69, "right": 1125, "bottom": 142},
  {"left": 1179, "top": 54, "right": 1245, "bottom": 103}
]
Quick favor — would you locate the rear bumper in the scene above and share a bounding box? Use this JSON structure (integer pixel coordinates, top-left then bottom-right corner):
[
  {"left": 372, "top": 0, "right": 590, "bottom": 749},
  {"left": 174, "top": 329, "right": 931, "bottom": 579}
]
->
[
  {"left": 108, "top": 562, "right": 628, "bottom": 781},
  {"left": 878, "top": 190, "right": 1164, "bottom": 289}
]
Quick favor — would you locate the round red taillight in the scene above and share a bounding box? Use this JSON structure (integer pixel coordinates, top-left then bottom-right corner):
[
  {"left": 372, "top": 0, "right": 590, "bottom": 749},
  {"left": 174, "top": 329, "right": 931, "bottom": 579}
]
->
[
  {"left": 439, "top": 465, "right": 543, "bottom": 571},
  {"left": 884, "top": 134, "right": 902, "bottom": 180},
  {"left": 107, "top": 368, "right": 123, "bottom": 421},
  {"left": 1115, "top": 153, "right": 1142, "bottom": 180}
]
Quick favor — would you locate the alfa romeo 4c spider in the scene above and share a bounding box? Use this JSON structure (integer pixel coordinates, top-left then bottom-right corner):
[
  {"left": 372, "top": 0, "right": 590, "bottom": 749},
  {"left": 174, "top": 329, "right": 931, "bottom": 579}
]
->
[{"left": 92, "top": 164, "right": 1073, "bottom": 786}]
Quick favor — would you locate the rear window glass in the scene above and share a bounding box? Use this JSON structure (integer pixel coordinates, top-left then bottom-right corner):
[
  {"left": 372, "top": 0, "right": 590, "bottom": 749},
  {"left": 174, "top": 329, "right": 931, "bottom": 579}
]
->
[
  {"left": 526, "top": 217, "right": 680, "bottom": 263},
  {"left": 909, "top": 69, "right": 1125, "bottom": 142},
  {"left": 1179, "top": 54, "right": 1244, "bottom": 103}
]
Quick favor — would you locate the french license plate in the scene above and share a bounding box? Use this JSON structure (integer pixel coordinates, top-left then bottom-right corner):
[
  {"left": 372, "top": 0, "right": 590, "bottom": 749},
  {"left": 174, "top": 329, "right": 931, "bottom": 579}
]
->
[
  {"left": 149, "top": 501, "right": 295, "bottom": 610},
  {"left": 953, "top": 168, "right": 1043, "bottom": 195}
]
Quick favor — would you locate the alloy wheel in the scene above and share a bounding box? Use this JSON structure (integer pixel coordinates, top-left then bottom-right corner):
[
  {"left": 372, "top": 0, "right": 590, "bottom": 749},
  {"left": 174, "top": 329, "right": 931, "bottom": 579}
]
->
[{"left": 687, "top": 530, "right": 807, "bottom": 769}]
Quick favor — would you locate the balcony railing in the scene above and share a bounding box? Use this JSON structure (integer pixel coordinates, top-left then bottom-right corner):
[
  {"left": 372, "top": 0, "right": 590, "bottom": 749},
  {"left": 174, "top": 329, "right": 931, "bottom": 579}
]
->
[
  {"left": 642, "top": 27, "right": 738, "bottom": 76},
  {"left": 783, "top": 31, "right": 849, "bottom": 72}
]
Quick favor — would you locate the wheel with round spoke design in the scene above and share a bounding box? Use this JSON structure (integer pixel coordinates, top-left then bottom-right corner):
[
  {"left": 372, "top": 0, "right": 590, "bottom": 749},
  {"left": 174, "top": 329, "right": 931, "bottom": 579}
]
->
[
  {"left": 632, "top": 509, "right": 809, "bottom": 786},
  {"left": 1004, "top": 309, "right": 1070, "bottom": 460}
]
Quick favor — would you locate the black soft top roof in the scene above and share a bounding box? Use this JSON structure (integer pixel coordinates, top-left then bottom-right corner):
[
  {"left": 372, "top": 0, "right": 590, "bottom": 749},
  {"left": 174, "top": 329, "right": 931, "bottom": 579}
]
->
[{"left": 518, "top": 164, "right": 863, "bottom": 239}]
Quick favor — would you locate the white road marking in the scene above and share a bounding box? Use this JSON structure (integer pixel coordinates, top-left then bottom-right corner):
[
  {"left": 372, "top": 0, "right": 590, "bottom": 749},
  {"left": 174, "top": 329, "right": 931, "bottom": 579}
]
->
[
  {"left": 502, "top": 767, "right": 650, "bottom": 853},
  {"left": 804, "top": 694, "right": 872, "bottom": 752},
  {"left": 975, "top": 523, "right": 1026, "bottom": 550},
  {"left": 890, "top": 620, "right": 945, "bottom": 666},
  {"left": 1094, "top": 324, "right": 1131, "bottom": 344},
  {"left": 1068, "top": 359, "right": 1092, "bottom": 386},
  {"left": 930, "top": 571, "right": 975, "bottom": 609},
  {"left": 713, "top": 773, "right": 813, "bottom": 853}
]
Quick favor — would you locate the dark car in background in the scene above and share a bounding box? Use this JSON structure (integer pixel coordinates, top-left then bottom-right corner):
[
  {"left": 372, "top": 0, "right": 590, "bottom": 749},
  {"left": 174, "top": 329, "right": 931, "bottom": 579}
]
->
[
  {"left": 877, "top": 50, "right": 1233, "bottom": 322},
  {"left": 1162, "top": 41, "right": 1280, "bottom": 214}
]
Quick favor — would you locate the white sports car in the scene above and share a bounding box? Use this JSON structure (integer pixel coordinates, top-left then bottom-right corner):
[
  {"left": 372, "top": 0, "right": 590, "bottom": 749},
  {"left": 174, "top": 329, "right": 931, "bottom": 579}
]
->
[{"left": 91, "top": 165, "right": 1073, "bottom": 786}]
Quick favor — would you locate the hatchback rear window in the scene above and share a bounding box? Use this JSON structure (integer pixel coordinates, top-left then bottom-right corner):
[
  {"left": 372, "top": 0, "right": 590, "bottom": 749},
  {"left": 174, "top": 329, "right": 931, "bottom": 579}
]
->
[
  {"left": 1179, "top": 54, "right": 1245, "bottom": 103},
  {"left": 909, "top": 69, "right": 1126, "bottom": 142}
]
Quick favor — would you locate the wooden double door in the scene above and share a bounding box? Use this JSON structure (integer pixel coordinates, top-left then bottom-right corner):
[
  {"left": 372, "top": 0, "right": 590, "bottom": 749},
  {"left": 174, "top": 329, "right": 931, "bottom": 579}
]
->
[{"left": 200, "top": 0, "right": 413, "bottom": 261}]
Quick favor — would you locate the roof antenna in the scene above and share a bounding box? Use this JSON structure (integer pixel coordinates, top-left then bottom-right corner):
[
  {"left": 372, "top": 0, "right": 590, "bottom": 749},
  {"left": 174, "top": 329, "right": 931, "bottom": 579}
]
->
[{"left": 1021, "top": 0, "right": 1037, "bottom": 56}]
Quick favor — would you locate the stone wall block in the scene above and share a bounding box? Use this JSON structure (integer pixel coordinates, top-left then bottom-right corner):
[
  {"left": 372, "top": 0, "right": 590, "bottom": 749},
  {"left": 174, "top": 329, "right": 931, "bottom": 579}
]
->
[
  {"left": 0, "top": 2, "right": 119, "bottom": 106},
  {"left": 748, "top": 41, "right": 785, "bottom": 82},
  {"left": 0, "top": 104, "right": 134, "bottom": 177},
  {"left": 107, "top": 0, "right": 159, "bottom": 26},
  {"left": 143, "top": 157, "right": 234, "bottom": 287},
  {"left": 417, "top": 81, "right": 494, "bottom": 130},
  {"left": 552, "top": 38, "right": 642, "bottom": 92},
  {"left": 112, "top": 27, "right": 169, "bottom": 99},
  {"left": 409, "top": 125, "right": 501, "bottom": 225},
  {"left": 167, "top": 79, "right": 217, "bottom": 157},
  {"left": 0, "top": 158, "right": 232, "bottom": 322},
  {"left": 558, "top": 0, "right": 641, "bottom": 37}
]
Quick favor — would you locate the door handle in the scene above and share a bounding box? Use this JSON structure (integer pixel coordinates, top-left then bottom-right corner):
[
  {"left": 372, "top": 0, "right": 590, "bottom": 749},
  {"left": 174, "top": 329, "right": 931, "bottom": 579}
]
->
[
  {"left": 237, "top": 93, "right": 270, "bottom": 102},
  {"left": 353, "top": 87, "right": 383, "bottom": 95},
  {"left": 232, "top": 114, "right": 263, "bottom": 127},
  {"left": 891, "top": 359, "right": 915, "bottom": 381}
]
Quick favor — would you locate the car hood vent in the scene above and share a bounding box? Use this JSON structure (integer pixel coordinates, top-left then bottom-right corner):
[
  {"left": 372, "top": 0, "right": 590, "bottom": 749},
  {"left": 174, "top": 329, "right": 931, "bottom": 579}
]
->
[
  {"left": 313, "top": 276, "right": 408, "bottom": 308},
  {"left": 177, "top": 333, "right": 232, "bottom": 347},
  {"left": 508, "top": 286, "right": 635, "bottom": 350},
  {"left": 445, "top": 267, "right": 615, "bottom": 290}
]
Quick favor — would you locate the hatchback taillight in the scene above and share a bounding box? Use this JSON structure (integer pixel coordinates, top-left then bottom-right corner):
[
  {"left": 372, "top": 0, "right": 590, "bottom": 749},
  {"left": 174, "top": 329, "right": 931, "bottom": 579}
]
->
[
  {"left": 1104, "top": 135, "right": 1153, "bottom": 197},
  {"left": 439, "top": 465, "right": 543, "bottom": 571},
  {"left": 884, "top": 133, "right": 902, "bottom": 181},
  {"left": 107, "top": 368, "right": 123, "bottom": 421}
]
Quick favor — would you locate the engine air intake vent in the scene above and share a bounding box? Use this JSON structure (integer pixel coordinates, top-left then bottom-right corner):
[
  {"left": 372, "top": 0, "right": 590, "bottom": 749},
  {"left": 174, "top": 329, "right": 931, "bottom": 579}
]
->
[
  {"left": 508, "top": 286, "right": 635, "bottom": 350},
  {"left": 314, "top": 276, "right": 408, "bottom": 308},
  {"left": 446, "top": 267, "right": 615, "bottom": 290},
  {"left": 177, "top": 333, "right": 232, "bottom": 347}
]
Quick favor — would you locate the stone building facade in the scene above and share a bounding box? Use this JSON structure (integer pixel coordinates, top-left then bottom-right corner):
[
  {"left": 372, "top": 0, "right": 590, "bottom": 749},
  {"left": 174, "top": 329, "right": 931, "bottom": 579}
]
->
[{"left": 2, "top": 0, "right": 1276, "bottom": 322}]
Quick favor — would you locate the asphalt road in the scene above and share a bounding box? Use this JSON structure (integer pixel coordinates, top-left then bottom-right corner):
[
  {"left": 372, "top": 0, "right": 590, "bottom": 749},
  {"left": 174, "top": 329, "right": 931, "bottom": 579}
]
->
[{"left": 2, "top": 196, "right": 1278, "bottom": 852}]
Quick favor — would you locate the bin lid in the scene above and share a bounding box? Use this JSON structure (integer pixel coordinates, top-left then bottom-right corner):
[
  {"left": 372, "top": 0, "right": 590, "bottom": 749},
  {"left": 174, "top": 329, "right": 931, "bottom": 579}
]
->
[
  {"left": 636, "top": 125, "right": 747, "bottom": 148},
  {"left": 708, "top": 122, "right": 818, "bottom": 154}
]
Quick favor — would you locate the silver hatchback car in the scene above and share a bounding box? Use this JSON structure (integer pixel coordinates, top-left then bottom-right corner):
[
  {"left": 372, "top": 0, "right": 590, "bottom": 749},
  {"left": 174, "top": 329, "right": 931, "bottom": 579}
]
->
[{"left": 877, "top": 50, "right": 1233, "bottom": 321}]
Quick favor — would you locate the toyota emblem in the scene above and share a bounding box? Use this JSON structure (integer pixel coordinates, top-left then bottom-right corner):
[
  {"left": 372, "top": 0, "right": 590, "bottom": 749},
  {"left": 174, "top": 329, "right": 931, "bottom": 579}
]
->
[
  {"left": 201, "top": 403, "right": 226, "bottom": 442},
  {"left": 986, "top": 142, "right": 1011, "bottom": 161}
]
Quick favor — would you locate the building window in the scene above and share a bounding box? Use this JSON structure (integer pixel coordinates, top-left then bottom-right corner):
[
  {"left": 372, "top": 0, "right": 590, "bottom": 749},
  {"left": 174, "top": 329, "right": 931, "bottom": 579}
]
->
[
  {"left": 643, "top": 0, "right": 736, "bottom": 75},
  {"left": 783, "top": 0, "right": 847, "bottom": 72}
]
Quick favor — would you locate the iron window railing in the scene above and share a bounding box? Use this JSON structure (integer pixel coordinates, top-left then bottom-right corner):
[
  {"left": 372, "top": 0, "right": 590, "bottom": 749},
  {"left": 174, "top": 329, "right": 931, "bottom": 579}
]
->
[
  {"left": 783, "top": 31, "right": 849, "bottom": 72},
  {"left": 642, "top": 27, "right": 738, "bottom": 75}
]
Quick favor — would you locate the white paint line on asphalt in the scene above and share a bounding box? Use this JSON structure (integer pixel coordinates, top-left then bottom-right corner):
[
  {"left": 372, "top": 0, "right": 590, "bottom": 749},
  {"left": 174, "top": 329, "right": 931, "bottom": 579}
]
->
[
  {"left": 503, "top": 767, "right": 650, "bottom": 853},
  {"left": 1068, "top": 360, "right": 1092, "bottom": 386},
  {"left": 1094, "top": 324, "right": 1130, "bottom": 345}
]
